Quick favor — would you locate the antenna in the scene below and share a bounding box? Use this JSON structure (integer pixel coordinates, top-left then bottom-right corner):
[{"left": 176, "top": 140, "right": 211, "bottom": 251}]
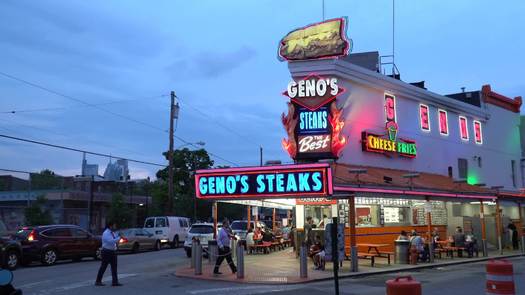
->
[
  {"left": 322, "top": 0, "right": 325, "bottom": 21},
  {"left": 392, "top": 0, "right": 395, "bottom": 68}
]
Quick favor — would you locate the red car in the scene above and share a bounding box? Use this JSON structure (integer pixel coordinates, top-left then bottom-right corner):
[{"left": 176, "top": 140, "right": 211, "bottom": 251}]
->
[{"left": 15, "top": 225, "right": 101, "bottom": 266}]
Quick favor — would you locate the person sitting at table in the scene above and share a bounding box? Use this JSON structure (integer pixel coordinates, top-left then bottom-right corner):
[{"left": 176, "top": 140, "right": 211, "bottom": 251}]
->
[
  {"left": 453, "top": 227, "right": 466, "bottom": 257},
  {"left": 410, "top": 231, "right": 427, "bottom": 262},
  {"left": 246, "top": 228, "right": 255, "bottom": 251},
  {"left": 309, "top": 236, "right": 323, "bottom": 266},
  {"left": 262, "top": 229, "right": 274, "bottom": 242},
  {"left": 253, "top": 227, "right": 263, "bottom": 244},
  {"left": 397, "top": 230, "right": 409, "bottom": 241},
  {"left": 312, "top": 237, "right": 326, "bottom": 271},
  {"left": 465, "top": 230, "right": 478, "bottom": 258}
]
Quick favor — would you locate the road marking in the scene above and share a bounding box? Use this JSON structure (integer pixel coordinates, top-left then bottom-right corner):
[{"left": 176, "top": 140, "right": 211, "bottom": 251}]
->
[
  {"left": 18, "top": 280, "right": 52, "bottom": 289},
  {"left": 28, "top": 273, "right": 138, "bottom": 294},
  {"left": 188, "top": 285, "right": 300, "bottom": 295}
]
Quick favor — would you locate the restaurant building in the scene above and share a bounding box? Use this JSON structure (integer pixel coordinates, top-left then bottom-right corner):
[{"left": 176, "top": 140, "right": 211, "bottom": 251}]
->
[{"left": 195, "top": 17, "right": 525, "bottom": 270}]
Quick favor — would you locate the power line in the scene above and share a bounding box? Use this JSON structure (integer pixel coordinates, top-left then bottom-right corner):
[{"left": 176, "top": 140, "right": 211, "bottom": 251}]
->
[
  {"left": 0, "top": 168, "right": 34, "bottom": 175},
  {"left": 0, "top": 133, "right": 166, "bottom": 167},
  {"left": 0, "top": 94, "right": 167, "bottom": 114},
  {"left": 0, "top": 71, "right": 241, "bottom": 166}
]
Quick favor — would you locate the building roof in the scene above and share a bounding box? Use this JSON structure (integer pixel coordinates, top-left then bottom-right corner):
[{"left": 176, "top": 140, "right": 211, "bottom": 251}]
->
[
  {"left": 332, "top": 163, "right": 495, "bottom": 199},
  {"left": 481, "top": 84, "right": 522, "bottom": 113},
  {"left": 445, "top": 91, "right": 482, "bottom": 107}
]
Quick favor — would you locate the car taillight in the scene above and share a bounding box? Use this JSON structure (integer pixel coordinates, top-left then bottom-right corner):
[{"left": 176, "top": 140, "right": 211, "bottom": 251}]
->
[
  {"left": 119, "top": 237, "right": 128, "bottom": 244},
  {"left": 27, "top": 230, "right": 38, "bottom": 242}
]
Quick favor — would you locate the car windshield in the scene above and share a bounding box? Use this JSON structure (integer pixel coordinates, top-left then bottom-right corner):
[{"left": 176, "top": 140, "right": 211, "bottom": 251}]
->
[
  {"left": 189, "top": 225, "right": 214, "bottom": 234},
  {"left": 119, "top": 229, "right": 133, "bottom": 236},
  {"left": 231, "top": 222, "right": 247, "bottom": 230}
]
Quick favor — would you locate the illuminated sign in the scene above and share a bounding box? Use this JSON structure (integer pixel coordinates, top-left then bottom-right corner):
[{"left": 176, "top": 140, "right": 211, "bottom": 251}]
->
[
  {"left": 459, "top": 116, "right": 469, "bottom": 141},
  {"left": 278, "top": 17, "right": 351, "bottom": 61},
  {"left": 385, "top": 94, "right": 397, "bottom": 123},
  {"left": 296, "top": 197, "right": 336, "bottom": 205},
  {"left": 419, "top": 104, "right": 430, "bottom": 131},
  {"left": 195, "top": 163, "right": 333, "bottom": 200},
  {"left": 282, "top": 74, "right": 347, "bottom": 160},
  {"left": 438, "top": 109, "right": 449, "bottom": 136},
  {"left": 473, "top": 120, "right": 483, "bottom": 144},
  {"left": 362, "top": 93, "right": 416, "bottom": 158}
]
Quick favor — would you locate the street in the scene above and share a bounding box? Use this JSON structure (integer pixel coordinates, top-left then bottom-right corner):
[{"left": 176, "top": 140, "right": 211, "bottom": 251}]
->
[{"left": 10, "top": 248, "right": 525, "bottom": 295}]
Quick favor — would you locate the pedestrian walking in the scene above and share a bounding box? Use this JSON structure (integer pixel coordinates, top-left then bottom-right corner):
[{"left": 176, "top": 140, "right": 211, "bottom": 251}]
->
[
  {"left": 95, "top": 221, "right": 122, "bottom": 286},
  {"left": 213, "top": 219, "right": 237, "bottom": 275}
]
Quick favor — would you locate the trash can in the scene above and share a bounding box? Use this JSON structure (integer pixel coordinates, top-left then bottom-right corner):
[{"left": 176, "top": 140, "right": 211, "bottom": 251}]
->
[{"left": 395, "top": 240, "right": 410, "bottom": 264}]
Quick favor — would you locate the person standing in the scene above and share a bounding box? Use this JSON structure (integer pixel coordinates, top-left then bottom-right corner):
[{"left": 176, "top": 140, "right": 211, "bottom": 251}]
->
[
  {"left": 304, "top": 216, "right": 314, "bottom": 247},
  {"left": 507, "top": 222, "right": 519, "bottom": 250},
  {"left": 214, "top": 219, "right": 237, "bottom": 275},
  {"left": 95, "top": 222, "right": 122, "bottom": 286}
]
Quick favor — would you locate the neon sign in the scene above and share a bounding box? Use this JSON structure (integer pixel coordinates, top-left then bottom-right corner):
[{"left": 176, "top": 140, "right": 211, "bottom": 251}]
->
[
  {"left": 296, "top": 197, "right": 336, "bottom": 205},
  {"left": 195, "top": 163, "right": 333, "bottom": 200},
  {"left": 282, "top": 74, "right": 347, "bottom": 160},
  {"left": 438, "top": 109, "right": 449, "bottom": 136},
  {"left": 362, "top": 93, "right": 417, "bottom": 158},
  {"left": 278, "top": 17, "right": 351, "bottom": 61},
  {"left": 419, "top": 104, "right": 430, "bottom": 131},
  {"left": 473, "top": 120, "right": 483, "bottom": 144},
  {"left": 459, "top": 116, "right": 469, "bottom": 141}
]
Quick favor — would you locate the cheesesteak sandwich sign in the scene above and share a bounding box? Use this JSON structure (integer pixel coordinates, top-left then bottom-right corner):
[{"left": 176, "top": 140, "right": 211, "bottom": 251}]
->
[
  {"left": 195, "top": 163, "right": 333, "bottom": 200},
  {"left": 282, "top": 73, "right": 348, "bottom": 160}
]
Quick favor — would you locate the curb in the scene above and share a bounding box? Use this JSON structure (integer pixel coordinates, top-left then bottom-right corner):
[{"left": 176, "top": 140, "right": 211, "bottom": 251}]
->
[{"left": 174, "top": 253, "right": 524, "bottom": 285}]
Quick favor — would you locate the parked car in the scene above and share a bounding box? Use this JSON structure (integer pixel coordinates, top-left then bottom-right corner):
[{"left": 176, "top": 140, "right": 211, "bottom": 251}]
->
[
  {"left": 183, "top": 223, "right": 215, "bottom": 257},
  {"left": 14, "top": 225, "right": 101, "bottom": 266},
  {"left": 117, "top": 228, "right": 159, "bottom": 253},
  {"left": 0, "top": 221, "right": 22, "bottom": 270},
  {"left": 144, "top": 216, "right": 190, "bottom": 248},
  {"left": 230, "top": 220, "right": 267, "bottom": 239}
]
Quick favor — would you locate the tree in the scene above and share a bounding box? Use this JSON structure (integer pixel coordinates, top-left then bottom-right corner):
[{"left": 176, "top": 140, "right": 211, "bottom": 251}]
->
[
  {"left": 108, "top": 193, "right": 132, "bottom": 228},
  {"left": 156, "top": 148, "right": 214, "bottom": 220},
  {"left": 24, "top": 196, "right": 53, "bottom": 225},
  {"left": 31, "top": 169, "right": 62, "bottom": 190}
]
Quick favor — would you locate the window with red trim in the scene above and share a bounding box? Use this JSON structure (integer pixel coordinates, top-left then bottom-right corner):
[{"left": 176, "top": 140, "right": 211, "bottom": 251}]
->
[
  {"left": 473, "top": 120, "right": 483, "bottom": 144},
  {"left": 459, "top": 116, "right": 469, "bottom": 140},
  {"left": 385, "top": 94, "right": 396, "bottom": 122},
  {"left": 419, "top": 104, "right": 430, "bottom": 131},
  {"left": 438, "top": 109, "right": 448, "bottom": 135}
]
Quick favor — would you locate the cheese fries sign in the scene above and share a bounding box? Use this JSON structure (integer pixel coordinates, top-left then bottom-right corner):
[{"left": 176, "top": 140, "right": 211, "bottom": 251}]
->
[{"left": 282, "top": 73, "right": 347, "bottom": 160}]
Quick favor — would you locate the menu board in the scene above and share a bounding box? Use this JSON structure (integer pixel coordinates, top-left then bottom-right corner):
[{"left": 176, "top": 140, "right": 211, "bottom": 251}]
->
[{"left": 383, "top": 207, "right": 400, "bottom": 223}]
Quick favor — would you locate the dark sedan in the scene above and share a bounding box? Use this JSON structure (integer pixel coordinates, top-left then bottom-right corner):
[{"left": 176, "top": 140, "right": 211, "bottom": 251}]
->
[{"left": 15, "top": 225, "right": 101, "bottom": 266}]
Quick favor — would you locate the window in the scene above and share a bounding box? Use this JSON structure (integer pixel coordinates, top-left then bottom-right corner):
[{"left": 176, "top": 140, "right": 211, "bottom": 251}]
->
[
  {"left": 145, "top": 218, "right": 154, "bottom": 228},
  {"left": 511, "top": 160, "right": 517, "bottom": 188},
  {"left": 155, "top": 217, "right": 166, "bottom": 228},
  {"left": 459, "top": 116, "right": 469, "bottom": 141},
  {"left": 43, "top": 228, "right": 71, "bottom": 237},
  {"left": 438, "top": 109, "right": 449, "bottom": 135},
  {"left": 179, "top": 219, "right": 184, "bottom": 227},
  {"left": 458, "top": 158, "right": 468, "bottom": 179},
  {"left": 71, "top": 228, "right": 89, "bottom": 238},
  {"left": 189, "top": 225, "right": 214, "bottom": 234},
  {"left": 419, "top": 104, "right": 430, "bottom": 131},
  {"left": 385, "top": 93, "right": 396, "bottom": 123},
  {"left": 473, "top": 120, "right": 483, "bottom": 144}
]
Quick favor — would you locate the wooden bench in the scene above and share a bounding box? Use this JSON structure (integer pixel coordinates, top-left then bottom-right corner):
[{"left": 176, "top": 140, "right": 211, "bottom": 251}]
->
[
  {"left": 378, "top": 251, "right": 394, "bottom": 265},
  {"left": 248, "top": 242, "right": 272, "bottom": 254},
  {"left": 357, "top": 252, "right": 380, "bottom": 267}
]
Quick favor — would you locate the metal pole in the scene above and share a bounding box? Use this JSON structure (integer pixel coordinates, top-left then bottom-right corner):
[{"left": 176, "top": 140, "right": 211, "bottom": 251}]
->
[
  {"left": 518, "top": 202, "right": 524, "bottom": 254},
  {"left": 87, "top": 176, "right": 94, "bottom": 232},
  {"left": 259, "top": 146, "right": 263, "bottom": 166},
  {"left": 496, "top": 199, "right": 503, "bottom": 255},
  {"left": 194, "top": 243, "right": 202, "bottom": 275},
  {"left": 332, "top": 217, "right": 339, "bottom": 295},
  {"left": 191, "top": 240, "right": 196, "bottom": 269},
  {"left": 480, "top": 200, "right": 488, "bottom": 257},
  {"left": 213, "top": 202, "right": 218, "bottom": 239},
  {"left": 299, "top": 242, "right": 308, "bottom": 278},
  {"left": 236, "top": 240, "right": 245, "bottom": 279},
  {"left": 426, "top": 198, "right": 434, "bottom": 263},
  {"left": 27, "top": 172, "right": 32, "bottom": 207},
  {"left": 273, "top": 208, "right": 276, "bottom": 230},
  {"left": 247, "top": 206, "right": 251, "bottom": 231},
  {"left": 349, "top": 196, "right": 358, "bottom": 272},
  {"left": 167, "top": 91, "right": 176, "bottom": 215}
]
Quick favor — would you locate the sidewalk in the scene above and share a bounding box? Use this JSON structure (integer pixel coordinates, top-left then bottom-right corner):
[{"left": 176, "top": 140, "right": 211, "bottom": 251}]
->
[{"left": 174, "top": 248, "right": 524, "bottom": 284}]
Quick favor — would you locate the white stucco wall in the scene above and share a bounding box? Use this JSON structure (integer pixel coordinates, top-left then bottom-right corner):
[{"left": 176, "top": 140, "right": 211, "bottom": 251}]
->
[{"left": 288, "top": 59, "right": 522, "bottom": 191}]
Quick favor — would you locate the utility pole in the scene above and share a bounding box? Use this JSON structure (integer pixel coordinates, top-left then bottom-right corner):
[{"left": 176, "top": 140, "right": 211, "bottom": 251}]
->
[{"left": 167, "top": 91, "right": 179, "bottom": 215}]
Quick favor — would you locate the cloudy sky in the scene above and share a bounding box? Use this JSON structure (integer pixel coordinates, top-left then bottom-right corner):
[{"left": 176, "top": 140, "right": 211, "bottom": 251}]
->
[{"left": 0, "top": 0, "right": 523, "bottom": 179}]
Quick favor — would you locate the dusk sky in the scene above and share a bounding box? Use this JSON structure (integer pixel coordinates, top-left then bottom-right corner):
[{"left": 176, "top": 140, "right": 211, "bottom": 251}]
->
[{"left": 0, "top": 0, "right": 523, "bottom": 180}]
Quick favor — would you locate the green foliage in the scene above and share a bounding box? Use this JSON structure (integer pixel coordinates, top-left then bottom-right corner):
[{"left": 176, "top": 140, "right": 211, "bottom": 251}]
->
[
  {"left": 31, "top": 169, "right": 62, "bottom": 190},
  {"left": 108, "top": 193, "right": 132, "bottom": 228},
  {"left": 155, "top": 148, "right": 214, "bottom": 220},
  {"left": 24, "top": 196, "right": 53, "bottom": 226}
]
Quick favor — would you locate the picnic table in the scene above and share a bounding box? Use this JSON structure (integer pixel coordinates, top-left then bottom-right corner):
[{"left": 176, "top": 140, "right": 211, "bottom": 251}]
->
[{"left": 356, "top": 243, "right": 393, "bottom": 266}]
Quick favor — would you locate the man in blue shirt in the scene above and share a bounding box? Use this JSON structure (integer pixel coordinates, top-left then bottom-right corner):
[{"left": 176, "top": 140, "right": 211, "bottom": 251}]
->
[
  {"left": 214, "top": 219, "right": 237, "bottom": 275},
  {"left": 95, "top": 221, "right": 122, "bottom": 286}
]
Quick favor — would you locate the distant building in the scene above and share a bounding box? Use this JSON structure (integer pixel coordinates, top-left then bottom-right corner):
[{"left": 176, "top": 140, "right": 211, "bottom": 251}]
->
[
  {"left": 103, "top": 159, "right": 129, "bottom": 182},
  {"left": 81, "top": 153, "right": 100, "bottom": 178}
]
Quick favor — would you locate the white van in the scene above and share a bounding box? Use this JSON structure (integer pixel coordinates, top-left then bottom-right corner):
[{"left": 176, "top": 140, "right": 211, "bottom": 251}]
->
[{"left": 144, "top": 216, "right": 190, "bottom": 248}]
